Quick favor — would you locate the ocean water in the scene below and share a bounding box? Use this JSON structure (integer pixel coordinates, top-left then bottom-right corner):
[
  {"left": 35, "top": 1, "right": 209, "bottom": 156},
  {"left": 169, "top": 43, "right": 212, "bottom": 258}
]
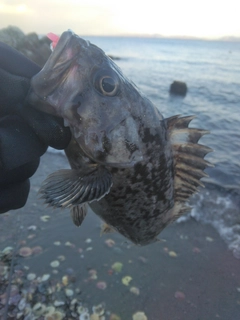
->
[{"left": 49, "top": 36, "right": 240, "bottom": 258}]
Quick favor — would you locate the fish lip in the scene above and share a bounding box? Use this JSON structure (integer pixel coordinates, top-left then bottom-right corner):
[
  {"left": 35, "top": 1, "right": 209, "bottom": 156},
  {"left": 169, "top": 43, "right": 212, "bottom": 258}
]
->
[
  {"left": 30, "top": 31, "right": 79, "bottom": 89},
  {"left": 27, "top": 30, "right": 82, "bottom": 115},
  {"left": 37, "top": 30, "right": 78, "bottom": 77},
  {"left": 55, "top": 29, "right": 75, "bottom": 48},
  {"left": 49, "top": 29, "right": 79, "bottom": 64}
]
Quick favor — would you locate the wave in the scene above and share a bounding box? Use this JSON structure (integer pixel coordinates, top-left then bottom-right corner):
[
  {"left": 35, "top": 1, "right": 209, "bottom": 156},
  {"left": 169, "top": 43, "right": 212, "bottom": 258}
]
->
[
  {"left": 177, "top": 182, "right": 240, "bottom": 259},
  {"left": 191, "top": 86, "right": 240, "bottom": 105}
]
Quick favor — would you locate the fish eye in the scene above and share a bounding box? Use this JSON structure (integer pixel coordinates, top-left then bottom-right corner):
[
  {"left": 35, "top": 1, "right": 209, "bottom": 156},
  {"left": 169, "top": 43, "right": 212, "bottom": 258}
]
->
[{"left": 94, "top": 70, "right": 119, "bottom": 97}]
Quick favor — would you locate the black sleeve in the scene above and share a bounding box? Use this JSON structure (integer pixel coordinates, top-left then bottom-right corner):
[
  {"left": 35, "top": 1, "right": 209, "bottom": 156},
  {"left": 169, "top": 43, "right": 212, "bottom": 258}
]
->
[{"left": 0, "top": 42, "right": 71, "bottom": 213}]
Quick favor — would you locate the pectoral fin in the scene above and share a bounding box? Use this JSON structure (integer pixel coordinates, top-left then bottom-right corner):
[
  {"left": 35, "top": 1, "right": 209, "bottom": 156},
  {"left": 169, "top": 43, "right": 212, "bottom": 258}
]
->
[{"left": 39, "top": 165, "right": 112, "bottom": 208}]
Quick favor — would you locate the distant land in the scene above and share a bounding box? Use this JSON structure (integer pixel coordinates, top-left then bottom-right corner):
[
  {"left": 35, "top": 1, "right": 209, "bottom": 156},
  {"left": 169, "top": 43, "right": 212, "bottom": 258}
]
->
[
  {"left": 130, "top": 34, "right": 240, "bottom": 42},
  {"left": 219, "top": 36, "right": 240, "bottom": 42},
  {"left": 81, "top": 33, "right": 240, "bottom": 42},
  {"left": 1, "top": 25, "right": 239, "bottom": 42}
]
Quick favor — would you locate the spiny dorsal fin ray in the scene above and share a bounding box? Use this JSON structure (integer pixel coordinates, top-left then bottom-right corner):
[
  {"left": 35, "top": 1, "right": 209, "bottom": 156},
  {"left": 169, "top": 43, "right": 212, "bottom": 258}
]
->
[
  {"left": 165, "top": 202, "right": 192, "bottom": 223},
  {"left": 176, "top": 143, "right": 213, "bottom": 158},
  {"left": 176, "top": 153, "right": 213, "bottom": 170},
  {"left": 165, "top": 115, "right": 212, "bottom": 221},
  {"left": 176, "top": 170, "right": 205, "bottom": 188},
  {"left": 175, "top": 179, "right": 199, "bottom": 193},
  {"left": 175, "top": 163, "right": 209, "bottom": 179},
  {"left": 166, "top": 115, "right": 196, "bottom": 130},
  {"left": 171, "top": 128, "right": 209, "bottom": 144}
]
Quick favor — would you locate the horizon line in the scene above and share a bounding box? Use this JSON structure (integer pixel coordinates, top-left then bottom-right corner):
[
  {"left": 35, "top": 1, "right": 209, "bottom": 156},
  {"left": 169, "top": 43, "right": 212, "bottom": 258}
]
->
[
  {"left": 82, "top": 34, "right": 240, "bottom": 42},
  {"left": 4, "top": 26, "right": 240, "bottom": 42},
  {"left": 38, "top": 32, "right": 240, "bottom": 42}
]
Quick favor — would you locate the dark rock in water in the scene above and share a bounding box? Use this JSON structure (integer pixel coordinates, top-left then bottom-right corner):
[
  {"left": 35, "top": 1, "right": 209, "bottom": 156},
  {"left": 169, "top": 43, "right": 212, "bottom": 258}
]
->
[
  {"left": 0, "top": 26, "right": 51, "bottom": 67},
  {"left": 170, "top": 81, "right": 188, "bottom": 96}
]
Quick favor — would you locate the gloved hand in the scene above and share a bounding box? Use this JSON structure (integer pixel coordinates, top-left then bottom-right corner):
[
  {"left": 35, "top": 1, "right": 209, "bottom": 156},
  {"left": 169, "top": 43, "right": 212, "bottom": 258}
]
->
[{"left": 0, "top": 42, "right": 71, "bottom": 213}]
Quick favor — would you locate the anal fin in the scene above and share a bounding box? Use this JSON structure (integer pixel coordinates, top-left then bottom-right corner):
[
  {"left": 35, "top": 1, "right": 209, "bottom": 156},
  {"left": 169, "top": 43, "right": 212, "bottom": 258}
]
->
[
  {"left": 70, "top": 204, "right": 87, "bottom": 227},
  {"left": 100, "top": 223, "right": 115, "bottom": 235}
]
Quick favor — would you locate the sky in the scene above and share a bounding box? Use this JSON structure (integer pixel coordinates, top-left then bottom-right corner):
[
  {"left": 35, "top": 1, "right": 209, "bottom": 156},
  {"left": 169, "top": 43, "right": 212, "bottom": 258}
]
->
[{"left": 0, "top": 0, "right": 239, "bottom": 39}]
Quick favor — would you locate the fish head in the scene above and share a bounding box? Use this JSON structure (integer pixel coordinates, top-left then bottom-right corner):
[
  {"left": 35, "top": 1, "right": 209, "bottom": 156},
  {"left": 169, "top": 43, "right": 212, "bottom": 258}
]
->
[{"left": 28, "top": 30, "right": 150, "bottom": 167}]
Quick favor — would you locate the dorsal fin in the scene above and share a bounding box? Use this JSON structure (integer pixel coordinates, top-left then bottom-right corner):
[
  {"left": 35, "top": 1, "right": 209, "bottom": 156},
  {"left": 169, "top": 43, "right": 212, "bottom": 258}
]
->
[{"left": 166, "top": 115, "right": 213, "bottom": 221}]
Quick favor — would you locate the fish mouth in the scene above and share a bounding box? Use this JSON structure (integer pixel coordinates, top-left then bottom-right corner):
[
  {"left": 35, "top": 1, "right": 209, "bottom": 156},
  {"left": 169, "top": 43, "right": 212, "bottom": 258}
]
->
[{"left": 27, "top": 30, "right": 84, "bottom": 116}]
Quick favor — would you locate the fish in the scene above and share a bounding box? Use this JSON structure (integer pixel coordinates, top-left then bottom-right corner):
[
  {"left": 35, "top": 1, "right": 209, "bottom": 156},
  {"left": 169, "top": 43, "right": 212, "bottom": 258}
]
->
[{"left": 27, "top": 30, "right": 213, "bottom": 246}]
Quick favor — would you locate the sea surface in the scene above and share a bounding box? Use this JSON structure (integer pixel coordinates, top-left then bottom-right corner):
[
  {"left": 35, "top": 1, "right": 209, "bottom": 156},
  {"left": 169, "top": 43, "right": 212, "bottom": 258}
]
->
[{"left": 49, "top": 36, "right": 240, "bottom": 258}]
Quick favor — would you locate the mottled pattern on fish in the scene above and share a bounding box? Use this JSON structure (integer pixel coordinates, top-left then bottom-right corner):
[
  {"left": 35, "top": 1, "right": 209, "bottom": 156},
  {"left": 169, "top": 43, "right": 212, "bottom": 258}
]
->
[
  {"left": 28, "top": 30, "right": 213, "bottom": 245},
  {"left": 65, "top": 117, "right": 175, "bottom": 245}
]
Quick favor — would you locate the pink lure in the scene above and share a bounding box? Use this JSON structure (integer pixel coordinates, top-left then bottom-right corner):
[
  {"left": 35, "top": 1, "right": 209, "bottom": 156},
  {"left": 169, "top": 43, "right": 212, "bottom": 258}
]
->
[{"left": 47, "top": 32, "right": 60, "bottom": 49}]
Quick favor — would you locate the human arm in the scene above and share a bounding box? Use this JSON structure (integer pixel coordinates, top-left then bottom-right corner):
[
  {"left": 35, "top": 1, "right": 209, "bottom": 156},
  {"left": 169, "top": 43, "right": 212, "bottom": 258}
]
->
[{"left": 0, "top": 42, "right": 71, "bottom": 213}]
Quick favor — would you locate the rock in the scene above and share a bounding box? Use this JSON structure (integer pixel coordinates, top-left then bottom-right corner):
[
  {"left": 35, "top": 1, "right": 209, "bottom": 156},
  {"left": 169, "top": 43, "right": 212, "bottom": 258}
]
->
[
  {"left": 17, "top": 33, "right": 51, "bottom": 67},
  {"left": 0, "top": 26, "right": 25, "bottom": 47},
  {"left": 170, "top": 81, "right": 187, "bottom": 96},
  {"left": 0, "top": 26, "right": 51, "bottom": 67}
]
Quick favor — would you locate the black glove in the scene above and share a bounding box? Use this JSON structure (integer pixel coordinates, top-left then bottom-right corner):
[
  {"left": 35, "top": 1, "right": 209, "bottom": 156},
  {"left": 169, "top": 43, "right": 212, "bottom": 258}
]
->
[{"left": 0, "top": 42, "right": 71, "bottom": 213}]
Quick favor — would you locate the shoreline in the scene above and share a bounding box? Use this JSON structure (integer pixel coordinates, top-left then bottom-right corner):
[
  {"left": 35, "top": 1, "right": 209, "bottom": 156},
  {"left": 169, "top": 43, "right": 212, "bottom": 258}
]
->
[{"left": 0, "top": 152, "right": 239, "bottom": 319}]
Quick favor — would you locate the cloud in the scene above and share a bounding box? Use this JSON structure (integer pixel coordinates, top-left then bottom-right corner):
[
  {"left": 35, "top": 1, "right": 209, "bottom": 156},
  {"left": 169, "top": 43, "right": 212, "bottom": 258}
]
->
[
  {"left": 0, "top": 0, "right": 239, "bottom": 38},
  {"left": 0, "top": 1, "right": 119, "bottom": 35},
  {"left": 0, "top": 2, "right": 33, "bottom": 15}
]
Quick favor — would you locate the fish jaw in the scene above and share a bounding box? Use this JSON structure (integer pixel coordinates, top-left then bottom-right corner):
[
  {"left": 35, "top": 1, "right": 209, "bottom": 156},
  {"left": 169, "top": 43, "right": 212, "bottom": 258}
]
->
[{"left": 27, "top": 30, "right": 88, "bottom": 117}]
